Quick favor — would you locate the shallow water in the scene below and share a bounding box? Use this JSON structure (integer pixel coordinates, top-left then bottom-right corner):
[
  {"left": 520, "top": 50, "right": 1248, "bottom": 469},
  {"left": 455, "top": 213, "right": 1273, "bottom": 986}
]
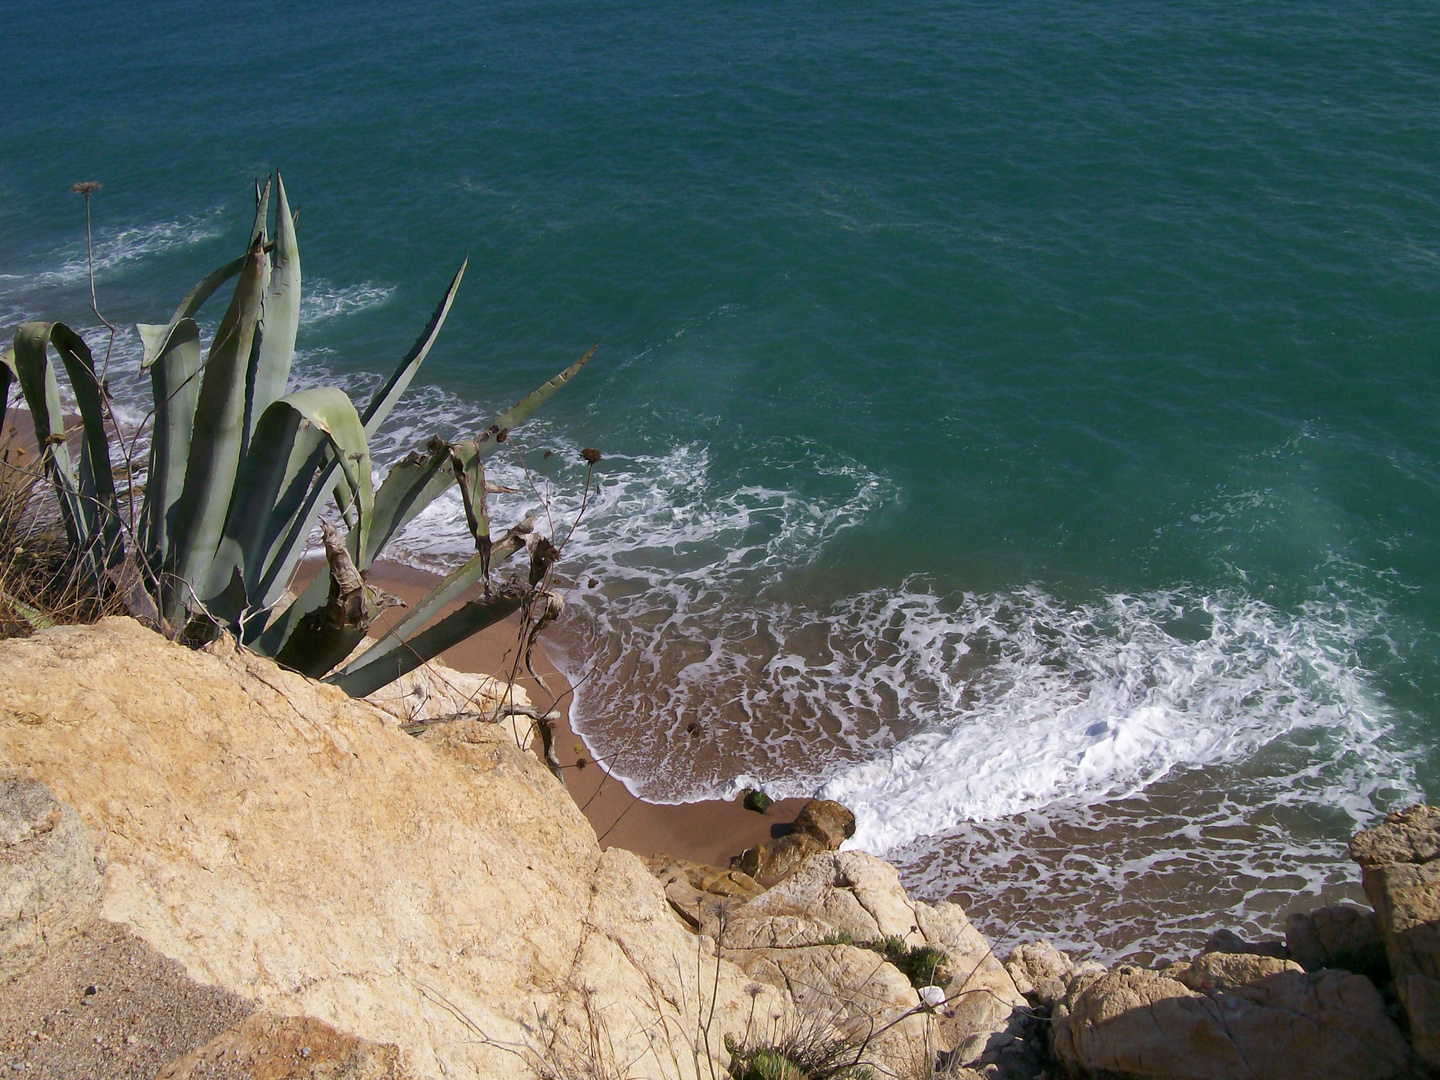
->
[{"left": 5, "top": 0, "right": 1439, "bottom": 956}]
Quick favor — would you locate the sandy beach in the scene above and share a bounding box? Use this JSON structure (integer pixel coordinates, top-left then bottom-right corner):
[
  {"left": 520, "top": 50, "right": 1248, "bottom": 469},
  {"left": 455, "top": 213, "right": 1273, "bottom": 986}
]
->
[{"left": 358, "top": 559, "right": 809, "bottom": 868}]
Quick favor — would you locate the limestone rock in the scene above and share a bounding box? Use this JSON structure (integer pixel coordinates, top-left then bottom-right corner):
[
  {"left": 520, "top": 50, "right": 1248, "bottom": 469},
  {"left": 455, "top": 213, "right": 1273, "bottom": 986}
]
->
[
  {"left": 1053, "top": 963, "right": 1420, "bottom": 1080},
  {"left": 644, "top": 856, "right": 764, "bottom": 929},
  {"left": 723, "top": 851, "right": 928, "bottom": 948},
  {"left": 0, "top": 917, "right": 254, "bottom": 1077},
  {"left": 1396, "top": 974, "right": 1440, "bottom": 1070},
  {"left": 1, "top": 774, "right": 106, "bottom": 982},
  {"left": 1004, "top": 939, "right": 1074, "bottom": 1001},
  {"left": 1287, "top": 904, "right": 1388, "bottom": 981},
  {"left": 733, "top": 942, "right": 927, "bottom": 1074},
  {"left": 0, "top": 618, "right": 792, "bottom": 1080},
  {"left": 645, "top": 855, "right": 764, "bottom": 900},
  {"left": 1351, "top": 804, "right": 1440, "bottom": 869},
  {"left": 915, "top": 900, "right": 1030, "bottom": 1065},
  {"left": 1349, "top": 804, "right": 1440, "bottom": 1070},
  {"left": 157, "top": 1012, "right": 411, "bottom": 1079},
  {"left": 1172, "top": 951, "right": 1303, "bottom": 992},
  {"left": 1351, "top": 805, "right": 1440, "bottom": 981},
  {"left": 791, "top": 799, "right": 856, "bottom": 848},
  {"left": 720, "top": 851, "right": 1025, "bottom": 1070}
]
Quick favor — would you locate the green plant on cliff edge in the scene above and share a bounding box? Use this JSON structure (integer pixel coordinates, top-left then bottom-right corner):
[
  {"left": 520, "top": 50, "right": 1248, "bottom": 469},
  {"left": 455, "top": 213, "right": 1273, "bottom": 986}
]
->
[{"left": 0, "top": 175, "right": 592, "bottom": 694}]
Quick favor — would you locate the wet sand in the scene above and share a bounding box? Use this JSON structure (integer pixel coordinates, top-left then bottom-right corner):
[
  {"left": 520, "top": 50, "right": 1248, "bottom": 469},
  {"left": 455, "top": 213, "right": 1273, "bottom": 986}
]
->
[{"left": 357, "top": 560, "right": 809, "bottom": 868}]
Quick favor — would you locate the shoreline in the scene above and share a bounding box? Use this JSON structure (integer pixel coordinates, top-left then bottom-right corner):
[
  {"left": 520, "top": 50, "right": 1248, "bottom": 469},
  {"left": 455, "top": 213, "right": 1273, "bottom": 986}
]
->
[{"left": 361, "top": 559, "right": 810, "bottom": 868}]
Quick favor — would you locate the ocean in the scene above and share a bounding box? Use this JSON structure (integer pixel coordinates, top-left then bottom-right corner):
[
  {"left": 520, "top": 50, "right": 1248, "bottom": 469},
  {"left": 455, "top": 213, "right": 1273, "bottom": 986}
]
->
[{"left": 5, "top": 0, "right": 1439, "bottom": 958}]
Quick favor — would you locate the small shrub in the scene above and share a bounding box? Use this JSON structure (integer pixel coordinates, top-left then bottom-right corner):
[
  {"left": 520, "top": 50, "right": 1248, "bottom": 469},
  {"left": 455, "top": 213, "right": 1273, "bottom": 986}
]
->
[
  {"left": 868, "top": 936, "right": 949, "bottom": 990},
  {"left": 730, "top": 1046, "right": 807, "bottom": 1080},
  {"left": 727, "top": 1039, "right": 875, "bottom": 1080}
]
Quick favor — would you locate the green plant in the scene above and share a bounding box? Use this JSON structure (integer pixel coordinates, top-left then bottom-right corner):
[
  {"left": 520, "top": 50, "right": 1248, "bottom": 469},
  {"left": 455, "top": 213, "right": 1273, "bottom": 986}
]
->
[
  {"left": 725, "top": 1033, "right": 875, "bottom": 1080},
  {"left": 867, "top": 938, "right": 949, "bottom": 991},
  {"left": 4, "top": 175, "right": 591, "bottom": 690},
  {"left": 812, "top": 931, "right": 948, "bottom": 991},
  {"left": 730, "top": 1046, "right": 807, "bottom": 1080}
]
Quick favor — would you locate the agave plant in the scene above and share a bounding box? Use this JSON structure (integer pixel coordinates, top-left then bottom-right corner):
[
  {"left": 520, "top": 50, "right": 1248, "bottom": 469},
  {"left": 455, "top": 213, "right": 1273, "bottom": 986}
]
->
[{"left": 0, "top": 175, "right": 590, "bottom": 693}]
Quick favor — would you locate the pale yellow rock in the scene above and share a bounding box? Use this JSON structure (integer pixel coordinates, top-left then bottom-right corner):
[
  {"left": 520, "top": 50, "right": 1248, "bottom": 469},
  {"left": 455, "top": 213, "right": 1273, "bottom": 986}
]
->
[
  {"left": 718, "top": 851, "right": 1025, "bottom": 1069},
  {"left": 914, "top": 900, "right": 1028, "bottom": 1063},
  {"left": 1053, "top": 963, "right": 1422, "bottom": 1080},
  {"left": 1004, "top": 938, "right": 1075, "bottom": 1005},
  {"left": 725, "top": 851, "right": 927, "bottom": 947},
  {"left": 353, "top": 640, "right": 536, "bottom": 746},
  {"left": 156, "top": 1012, "right": 410, "bottom": 1079},
  {"left": 1, "top": 775, "right": 106, "bottom": 982},
  {"left": 732, "top": 942, "right": 928, "bottom": 1074},
  {"left": 0, "top": 619, "right": 788, "bottom": 1080},
  {"left": 1175, "top": 951, "right": 1303, "bottom": 991}
]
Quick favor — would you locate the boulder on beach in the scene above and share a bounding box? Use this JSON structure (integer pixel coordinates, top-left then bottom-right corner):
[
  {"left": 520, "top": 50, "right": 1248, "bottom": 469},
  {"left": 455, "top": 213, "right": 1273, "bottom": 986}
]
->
[{"left": 731, "top": 797, "right": 857, "bottom": 887}]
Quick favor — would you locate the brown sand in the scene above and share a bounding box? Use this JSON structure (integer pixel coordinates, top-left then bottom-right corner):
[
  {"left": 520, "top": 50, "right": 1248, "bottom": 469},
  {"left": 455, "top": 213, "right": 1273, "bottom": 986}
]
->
[{"left": 357, "top": 560, "right": 809, "bottom": 869}]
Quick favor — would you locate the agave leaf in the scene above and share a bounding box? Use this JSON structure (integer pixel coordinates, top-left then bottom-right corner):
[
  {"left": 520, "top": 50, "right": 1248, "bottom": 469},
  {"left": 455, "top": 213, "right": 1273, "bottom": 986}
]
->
[
  {"left": 454, "top": 450, "right": 491, "bottom": 558},
  {"left": 139, "top": 256, "right": 247, "bottom": 370},
  {"left": 207, "top": 388, "right": 372, "bottom": 612},
  {"left": 250, "top": 175, "right": 272, "bottom": 248},
  {"left": 326, "top": 585, "right": 525, "bottom": 699},
  {"left": 362, "top": 440, "right": 456, "bottom": 568},
  {"left": 166, "top": 235, "right": 267, "bottom": 611},
  {"left": 361, "top": 346, "right": 595, "bottom": 570},
  {"left": 13, "top": 324, "right": 87, "bottom": 548},
  {"left": 0, "top": 344, "right": 15, "bottom": 435},
  {"left": 486, "top": 344, "right": 595, "bottom": 439},
  {"left": 0, "top": 585, "right": 55, "bottom": 632},
  {"left": 361, "top": 258, "right": 466, "bottom": 437},
  {"left": 243, "top": 265, "right": 469, "bottom": 614},
  {"left": 138, "top": 319, "right": 203, "bottom": 569},
  {"left": 250, "top": 563, "right": 328, "bottom": 653},
  {"left": 245, "top": 173, "right": 300, "bottom": 454},
  {"left": 48, "top": 323, "right": 122, "bottom": 569},
  {"left": 273, "top": 615, "right": 364, "bottom": 680},
  {"left": 334, "top": 517, "right": 532, "bottom": 680}
]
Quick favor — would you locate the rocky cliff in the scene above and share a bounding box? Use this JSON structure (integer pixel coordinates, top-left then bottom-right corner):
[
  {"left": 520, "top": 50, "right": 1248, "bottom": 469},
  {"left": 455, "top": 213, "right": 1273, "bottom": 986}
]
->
[{"left": 0, "top": 619, "right": 1024, "bottom": 1079}]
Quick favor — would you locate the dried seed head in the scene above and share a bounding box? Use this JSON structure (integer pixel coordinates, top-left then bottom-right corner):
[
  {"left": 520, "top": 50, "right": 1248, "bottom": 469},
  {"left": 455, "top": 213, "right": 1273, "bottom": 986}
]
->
[
  {"left": 70, "top": 181, "right": 102, "bottom": 196},
  {"left": 581, "top": 447, "right": 602, "bottom": 464}
]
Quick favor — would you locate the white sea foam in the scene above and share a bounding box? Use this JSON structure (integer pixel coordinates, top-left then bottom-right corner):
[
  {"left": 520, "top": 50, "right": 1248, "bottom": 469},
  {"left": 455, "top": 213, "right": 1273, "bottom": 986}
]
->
[
  {"left": 2, "top": 211, "right": 226, "bottom": 291},
  {"left": 812, "top": 586, "right": 1415, "bottom": 855},
  {"left": 298, "top": 280, "right": 394, "bottom": 322}
]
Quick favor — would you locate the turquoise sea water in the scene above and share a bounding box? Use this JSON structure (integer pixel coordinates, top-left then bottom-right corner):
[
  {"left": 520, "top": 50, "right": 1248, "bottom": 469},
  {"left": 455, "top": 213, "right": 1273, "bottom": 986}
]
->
[{"left": 5, "top": 1, "right": 1440, "bottom": 954}]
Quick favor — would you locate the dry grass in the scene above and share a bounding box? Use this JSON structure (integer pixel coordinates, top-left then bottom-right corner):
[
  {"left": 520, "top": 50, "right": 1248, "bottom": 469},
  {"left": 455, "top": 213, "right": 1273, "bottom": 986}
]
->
[{"left": 0, "top": 430, "right": 118, "bottom": 638}]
